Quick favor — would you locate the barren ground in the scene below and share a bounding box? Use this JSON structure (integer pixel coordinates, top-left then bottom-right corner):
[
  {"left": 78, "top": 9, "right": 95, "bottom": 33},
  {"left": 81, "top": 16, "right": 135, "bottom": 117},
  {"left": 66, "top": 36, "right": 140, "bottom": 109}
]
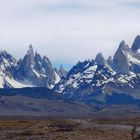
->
[{"left": 0, "top": 117, "right": 139, "bottom": 140}]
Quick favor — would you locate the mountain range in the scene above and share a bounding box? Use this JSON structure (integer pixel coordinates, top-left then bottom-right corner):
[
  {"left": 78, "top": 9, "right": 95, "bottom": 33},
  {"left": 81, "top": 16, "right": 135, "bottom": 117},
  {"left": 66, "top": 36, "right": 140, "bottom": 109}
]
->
[
  {"left": 0, "top": 36, "right": 140, "bottom": 117},
  {"left": 0, "top": 45, "right": 67, "bottom": 88},
  {"left": 54, "top": 35, "right": 140, "bottom": 107}
]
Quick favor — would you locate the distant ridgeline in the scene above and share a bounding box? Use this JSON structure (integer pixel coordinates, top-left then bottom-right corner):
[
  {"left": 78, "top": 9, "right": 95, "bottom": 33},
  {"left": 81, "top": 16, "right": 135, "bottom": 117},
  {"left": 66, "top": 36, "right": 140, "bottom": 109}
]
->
[
  {"left": 1, "top": 36, "right": 140, "bottom": 108},
  {"left": 0, "top": 45, "right": 68, "bottom": 89},
  {"left": 54, "top": 35, "right": 140, "bottom": 106}
]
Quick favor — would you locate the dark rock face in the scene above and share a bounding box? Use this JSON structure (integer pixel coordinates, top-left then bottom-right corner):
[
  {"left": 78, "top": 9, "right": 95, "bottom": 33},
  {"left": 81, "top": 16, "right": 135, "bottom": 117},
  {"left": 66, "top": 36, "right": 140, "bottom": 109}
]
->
[
  {"left": 34, "top": 52, "right": 44, "bottom": 74},
  {"left": 15, "top": 45, "right": 61, "bottom": 88},
  {"left": 107, "top": 56, "right": 113, "bottom": 67},
  {"left": 15, "top": 45, "right": 47, "bottom": 87},
  {"left": 0, "top": 51, "right": 17, "bottom": 75},
  {"left": 132, "top": 35, "right": 140, "bottom": 51},
  {"left": 59, "top": 65, "right": 68, "bottom": 78},
  {"left": 42, "top": 56, "right": 56, "bottom": 85},
  {"left": 54, "top": 36, "right": 140, "bottom": 105},
  {"left": 18, "top": 45, "right": 35, "bottom": 77},
  {"left": 2, "top": 37, "right": 140, "bottom": 109},
  {"left": 55, "top": 58, "right": 140, "bottom": 105},
  {"left": 113, "top": 41, "right": 130, "bottom": 74},
  {"left": 95, "top": 53, "right": 105, "bottom": 65},
  {"left": 0, "top": 44, "right": 70, "bottom": 88},
  {"left": 131, "top": 64, "right": 140, "bottom": 73},
  {"left": 112, "top": 38, "right": 140, "bottom": 74},
  {"left": 55, "top": 60, "right": 113, "bottom": 99}
]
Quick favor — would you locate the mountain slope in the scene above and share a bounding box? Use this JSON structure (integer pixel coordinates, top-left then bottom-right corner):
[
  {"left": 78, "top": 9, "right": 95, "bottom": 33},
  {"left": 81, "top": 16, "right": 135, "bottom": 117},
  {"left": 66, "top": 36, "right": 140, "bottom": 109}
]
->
[
  {"left": 0, "top": 51, "right": 30, "bottom": 88},
  {"left": 0, "top": 45, "right": 67, "bottom": 88},
  {"left": 55, "top": 59, "right": 114, "bottom": 98},
  {"left": 15, "top": 45, "right": 60, "bottom": 88},
  {"left": 1, "top": 36, "right": 140, "bottom": 116},
  {"left": 113, "top": 37, "right": 140, "bottom": 74},
  {"left": 1, "top": 36, "right": 140, "bottom": 110},
  {"left": 54, "top": 35, "right": 140, "bottom": 107},
  {"left": 0, "top": 51, "right": 17, "bottom": 74}
]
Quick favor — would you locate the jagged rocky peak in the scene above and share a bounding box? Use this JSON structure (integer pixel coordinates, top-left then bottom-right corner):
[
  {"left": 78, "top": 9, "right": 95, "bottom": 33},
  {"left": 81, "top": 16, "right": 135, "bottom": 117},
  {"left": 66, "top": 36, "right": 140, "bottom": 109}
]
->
[
  {"left": 43, "top": 56, "right": 52, "bottom": 66},
  {"left": 22, "top": 45, "right": 36, "bottom": 71},
  {"left": 107, "top": 56, "right": 113, "bottom": 67},
  {"left": 131, "top": 35, "right": 140, "bottom": 51},
  {"left": 22, "top": 45, "right": 35, "bottom": 71},
  {"left": 55, "top": 59, "right": 114, "bottom": 95},
  {"left": 34, "top": 51, "right": 44, "bottom": 74},
  {"left": 113, "top": 41, "right": 130, "bottom": 74},
  {"left": 25, "top": 45, "right": 35, "bottom": 66},
  {"left": 59, "top": 65, "right": 68, "bottom": 78},
  {"left": 119, "top": 40, "right": 126, "bottom": 49},
  {"left": 35, "top": 51, "right": 42, "bottom": 62},
  {"left": 112, "top": 38, "right": 140, "bottom": 74},
  {"left": 0, "top": 50, "right": 17, "bottom": 74},
  {"left": 116, "top": 40, "right": 129, "bottom": 51},
  {"left": 67, "top": 60, "right": 94, "bottom": 76},
  {"left": 42, "top": 56, "right": 56, "bottom": 85},
  {"left": 95, "top": 53, "right": 105, "bottom": 65},
  {"left": 0, "top": 50, "right": 17, "bottom": 64},
  {"left": 15, "top": 45, "right": 61, "bottom": 88},
  {"left": 27, "top": 44, "right": 34, "bottom": 54}
]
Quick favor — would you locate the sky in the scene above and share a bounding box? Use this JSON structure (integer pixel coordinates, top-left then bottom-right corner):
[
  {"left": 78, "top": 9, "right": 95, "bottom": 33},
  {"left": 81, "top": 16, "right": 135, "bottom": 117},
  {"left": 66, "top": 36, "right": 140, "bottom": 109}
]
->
[{"left": 0, "top": 0, "right": 140, "bottom": 69}]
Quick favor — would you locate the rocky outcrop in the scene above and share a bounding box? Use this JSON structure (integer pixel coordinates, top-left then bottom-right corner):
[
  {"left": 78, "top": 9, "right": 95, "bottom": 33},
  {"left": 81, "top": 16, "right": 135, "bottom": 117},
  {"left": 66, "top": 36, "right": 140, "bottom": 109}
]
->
[
  {"left": 59, "top": 65, "right": 68, "bottom": 78},
  {"left": 132, "top": 35, "right": 140, "bottom": 51},
  {"left": 113, "top": 41, "right": 130, "bottom": 74},
  {"left": 15, "top": 45, "right": 61, "bottom": 88},
  {"left": 1, "top": 35, "right": 140, "bottom": 91},
  {"left": 55, "top": 60, "right": 113, "bottom": 96},
  {"left": 42, "top": 56, "right": 56, "bottom": 86},
  {"left": 113, "top": 37, "right": 140, "bottom": 74},
  {"left": 16, "top": 45, "right": 46, "bottom": 87},
  {"left": 95, "top": 53, "right": 105, "bottom": 65},
  {"left": 0, "top": 51, "right": 17, "bottom": 76},
  {"left": 107, "top": 56, "right": 113, "bottom": 67}
]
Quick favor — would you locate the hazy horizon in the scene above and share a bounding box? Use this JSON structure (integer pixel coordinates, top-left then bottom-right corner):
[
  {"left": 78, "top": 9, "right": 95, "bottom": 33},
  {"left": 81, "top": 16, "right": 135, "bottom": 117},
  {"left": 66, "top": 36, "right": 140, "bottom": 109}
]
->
[{"left": 1, "top": 0, "right": 140, "bottom": 69}]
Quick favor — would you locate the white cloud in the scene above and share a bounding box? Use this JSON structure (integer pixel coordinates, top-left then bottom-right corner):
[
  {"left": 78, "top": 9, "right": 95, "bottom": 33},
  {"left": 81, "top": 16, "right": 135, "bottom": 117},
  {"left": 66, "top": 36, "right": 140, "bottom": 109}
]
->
[{"left": 0, "top": 0, "right": 140, "bottom": 69}]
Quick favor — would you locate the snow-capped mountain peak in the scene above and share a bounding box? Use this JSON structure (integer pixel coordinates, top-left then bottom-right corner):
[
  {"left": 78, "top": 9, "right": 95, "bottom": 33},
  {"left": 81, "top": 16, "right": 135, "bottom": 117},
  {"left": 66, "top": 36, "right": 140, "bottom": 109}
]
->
[
  {"left": 54, "top": 35, "right": 140, "bottom": 104},
  {"left": 26, "top": 44, "right": 34, "bottom": 55},
  {"left": 0, "top": 50, "right": 17, "bottom": 74},
  {"left": 55, "top": 59, "right": 114, "bottom": 96},
  {"left": 0, "top": 45, "right": 68, "bottom": 89},
  {"left": 131, "top": 35, "right": 140, "bottom": 51},
  {"left": 15, "top": 45, "right": 64, "bottom": 88}
]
